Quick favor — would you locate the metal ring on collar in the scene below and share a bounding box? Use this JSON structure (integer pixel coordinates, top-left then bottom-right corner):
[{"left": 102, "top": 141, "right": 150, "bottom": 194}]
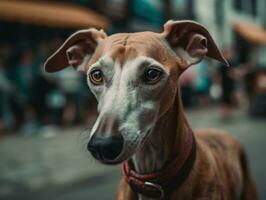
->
[{"left": 144, "top": 181, "right": 165, "bottom": 199}]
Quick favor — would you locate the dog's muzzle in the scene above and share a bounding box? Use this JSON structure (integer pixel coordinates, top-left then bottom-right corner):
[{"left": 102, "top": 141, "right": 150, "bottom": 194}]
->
[{"left": 87, "top": 134, "right": 124, "bottom": 163}]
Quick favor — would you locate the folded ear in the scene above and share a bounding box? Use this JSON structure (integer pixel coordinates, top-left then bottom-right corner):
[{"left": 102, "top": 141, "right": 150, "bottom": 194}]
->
[
  {"left": 44, "top": 28, "right": 107, "bottom": 73},
  {"left": 162, "top": 20, "right": 229, "bottom": 69}
]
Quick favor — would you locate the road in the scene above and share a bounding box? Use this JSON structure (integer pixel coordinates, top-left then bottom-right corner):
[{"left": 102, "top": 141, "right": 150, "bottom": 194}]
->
[{"left": 0, "top": 107, "right": 265, "bottom": 200}]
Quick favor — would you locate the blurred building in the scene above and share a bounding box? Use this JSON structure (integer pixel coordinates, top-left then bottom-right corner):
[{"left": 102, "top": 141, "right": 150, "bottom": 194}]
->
[
  {"left": 175, "top": 0, "right": 266, "bottom": 115},
  {"left": 191, "top": 0, "right": 266, "bottom": 65}
]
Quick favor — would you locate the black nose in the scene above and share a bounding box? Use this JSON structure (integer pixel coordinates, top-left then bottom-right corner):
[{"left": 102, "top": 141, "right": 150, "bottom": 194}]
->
[{"left": 87, "top": 135, "right": 124, "bottom": 161}]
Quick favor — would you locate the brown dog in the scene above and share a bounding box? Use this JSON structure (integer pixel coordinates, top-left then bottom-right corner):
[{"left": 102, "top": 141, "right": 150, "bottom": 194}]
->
[{"left": 44, "top": 20, "right": 257, "bottom": 200}]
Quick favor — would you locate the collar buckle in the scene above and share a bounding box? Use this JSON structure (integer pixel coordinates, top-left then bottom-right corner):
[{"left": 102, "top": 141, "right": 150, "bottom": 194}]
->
[{"left": 144, "top": 181, "right": 164, "bottom": 199}]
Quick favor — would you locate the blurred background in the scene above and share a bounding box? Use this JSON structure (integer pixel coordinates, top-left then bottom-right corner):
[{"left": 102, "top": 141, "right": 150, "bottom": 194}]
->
[{"left": 0, "top": 0, "right": 265, "bottom": 199}]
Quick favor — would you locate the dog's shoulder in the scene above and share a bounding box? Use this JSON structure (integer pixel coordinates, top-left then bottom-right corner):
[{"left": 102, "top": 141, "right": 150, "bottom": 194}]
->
[
  {"left": 194, "top": 127, "right": 245, "bottom": 167},
  {"left": 194, "top": 128, "right": 242, "bottom": 151},
  {"left": 191, "top": 128, "right": 246, "bottom": 199}
]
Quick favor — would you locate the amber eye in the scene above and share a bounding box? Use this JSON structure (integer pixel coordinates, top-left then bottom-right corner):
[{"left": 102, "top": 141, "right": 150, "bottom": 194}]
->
[
  {"left": 143, "top": 68, "right": 162, "bottom": 84},
  {"left": 90, "top": 69, "right": 103, "bottom": 85}
]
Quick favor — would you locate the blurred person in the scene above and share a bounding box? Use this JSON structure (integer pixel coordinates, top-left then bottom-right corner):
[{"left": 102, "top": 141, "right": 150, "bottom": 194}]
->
[
  {"left": 193, "top": 60, "right": 211, "bottom": 106},
  {"left": 209, "top": 68, "right": 222, "bottom": 102},
  {"left": 31, "top": 42, "right": 55, "bottom": 126},
  {"left": 57, "top": 67, "right": 83, "bottom": 126},
  {"left": 179, "top": 61, "right": 211, "bottom": 108},
  {"left": 7, "top": 49, "right": 38, "bottom": 133},
  {"left": 0, "top": 59, "right": 13, "bottom": 133},
  {"left": 218, "top": 48, "right": 239, "bottom": 120},
  {"left": 15, "top": 49, "right": 35, "bottom": 102},
  {"left": 0, "top": 44, "right": 15, "bottom": 132},
  {"left": 31, "top": 72, "right": 63, "bottom": 126},
  {"left": 179, "top": 65, "right": 197, "bottom": 107}
]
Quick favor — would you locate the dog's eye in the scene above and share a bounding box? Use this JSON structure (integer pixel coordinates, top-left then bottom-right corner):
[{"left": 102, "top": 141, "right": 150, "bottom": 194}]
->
[
  {"left": 143, "top": 68, "right": 162, "bottom": 84},
  {"left": 89, "top": 69, "right": 103, "bottom": 85}
]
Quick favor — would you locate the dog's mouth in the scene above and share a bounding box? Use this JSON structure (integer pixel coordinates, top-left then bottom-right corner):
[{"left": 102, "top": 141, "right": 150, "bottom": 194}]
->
[{"left": 100, "top": 158, "right": 126, "bottom": 165}]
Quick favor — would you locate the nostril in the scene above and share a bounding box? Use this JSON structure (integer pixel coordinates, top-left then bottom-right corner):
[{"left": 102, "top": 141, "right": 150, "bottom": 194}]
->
[
  {"left": 87, "top": 140, "right": 100, "bottom": 160},
  {"left": 87, "top": 135, "right": 124, "bottom": 161},
  {"left": 102, "top": 135, "right": 124, "bottom": 160}
]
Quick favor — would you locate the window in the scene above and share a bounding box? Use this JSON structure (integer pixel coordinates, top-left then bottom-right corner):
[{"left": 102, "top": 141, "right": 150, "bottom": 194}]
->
[
  {"left": 215, "top": 0, "right": 224, "bottom": 26},
  {"left": 251, "top": 0, "right": 257, "bottom": 16},
  {"left": 234, "top": 0, "right": 257, "bottom": 17},
  {"left": 234, "top": 0, "right": 242, "bottom": 11}
]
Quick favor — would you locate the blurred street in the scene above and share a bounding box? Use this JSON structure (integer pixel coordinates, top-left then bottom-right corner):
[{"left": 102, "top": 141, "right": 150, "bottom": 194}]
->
[{"left": 0, "top": 107, "right": 265, "bottom": 200}]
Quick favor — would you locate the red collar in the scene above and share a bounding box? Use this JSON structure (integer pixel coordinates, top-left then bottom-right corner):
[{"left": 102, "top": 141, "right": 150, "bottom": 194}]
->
[{"left": 122, "top": 128, "right": 196, "bottom": 199}]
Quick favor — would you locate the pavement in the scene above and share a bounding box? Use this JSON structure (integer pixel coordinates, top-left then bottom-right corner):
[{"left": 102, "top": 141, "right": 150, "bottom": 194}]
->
[{"left": 0, "top": 107, "right": 265, "bottom": 200}]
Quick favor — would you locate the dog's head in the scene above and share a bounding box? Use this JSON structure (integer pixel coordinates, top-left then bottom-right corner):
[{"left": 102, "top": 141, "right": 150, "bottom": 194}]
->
[{"left": 44, "top": 20, "right": 228, "bottom": 164}]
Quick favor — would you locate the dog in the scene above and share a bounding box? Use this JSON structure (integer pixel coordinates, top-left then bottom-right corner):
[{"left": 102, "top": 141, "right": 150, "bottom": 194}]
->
[{"left": 44, "top": 20, "right": 257, "bottom": 200}]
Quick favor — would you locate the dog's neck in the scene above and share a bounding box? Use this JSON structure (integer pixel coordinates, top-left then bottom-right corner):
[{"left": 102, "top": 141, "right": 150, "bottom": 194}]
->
[{"left": 132, "top": 88, "right": 190, "bottom": 174}]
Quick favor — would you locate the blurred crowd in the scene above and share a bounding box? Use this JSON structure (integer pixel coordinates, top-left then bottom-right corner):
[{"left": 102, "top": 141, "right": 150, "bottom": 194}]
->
[
  {"left": 0, "top": 0, "right": 265, "bottom": 135},
  {"left": 179, "top": 49, "right": 244, "bottom": 117},
  {"left": 0, "top": 39, "right": 98, "bottom": 135}
]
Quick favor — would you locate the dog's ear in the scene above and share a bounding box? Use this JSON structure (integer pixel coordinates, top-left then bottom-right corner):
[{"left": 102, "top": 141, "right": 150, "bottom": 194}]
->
[
  {"left": 162, "top": 20, "right": 229, "bottom": 69},
  {"left": 44, "top": 28, "right": 107, "bottom": 73}
]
